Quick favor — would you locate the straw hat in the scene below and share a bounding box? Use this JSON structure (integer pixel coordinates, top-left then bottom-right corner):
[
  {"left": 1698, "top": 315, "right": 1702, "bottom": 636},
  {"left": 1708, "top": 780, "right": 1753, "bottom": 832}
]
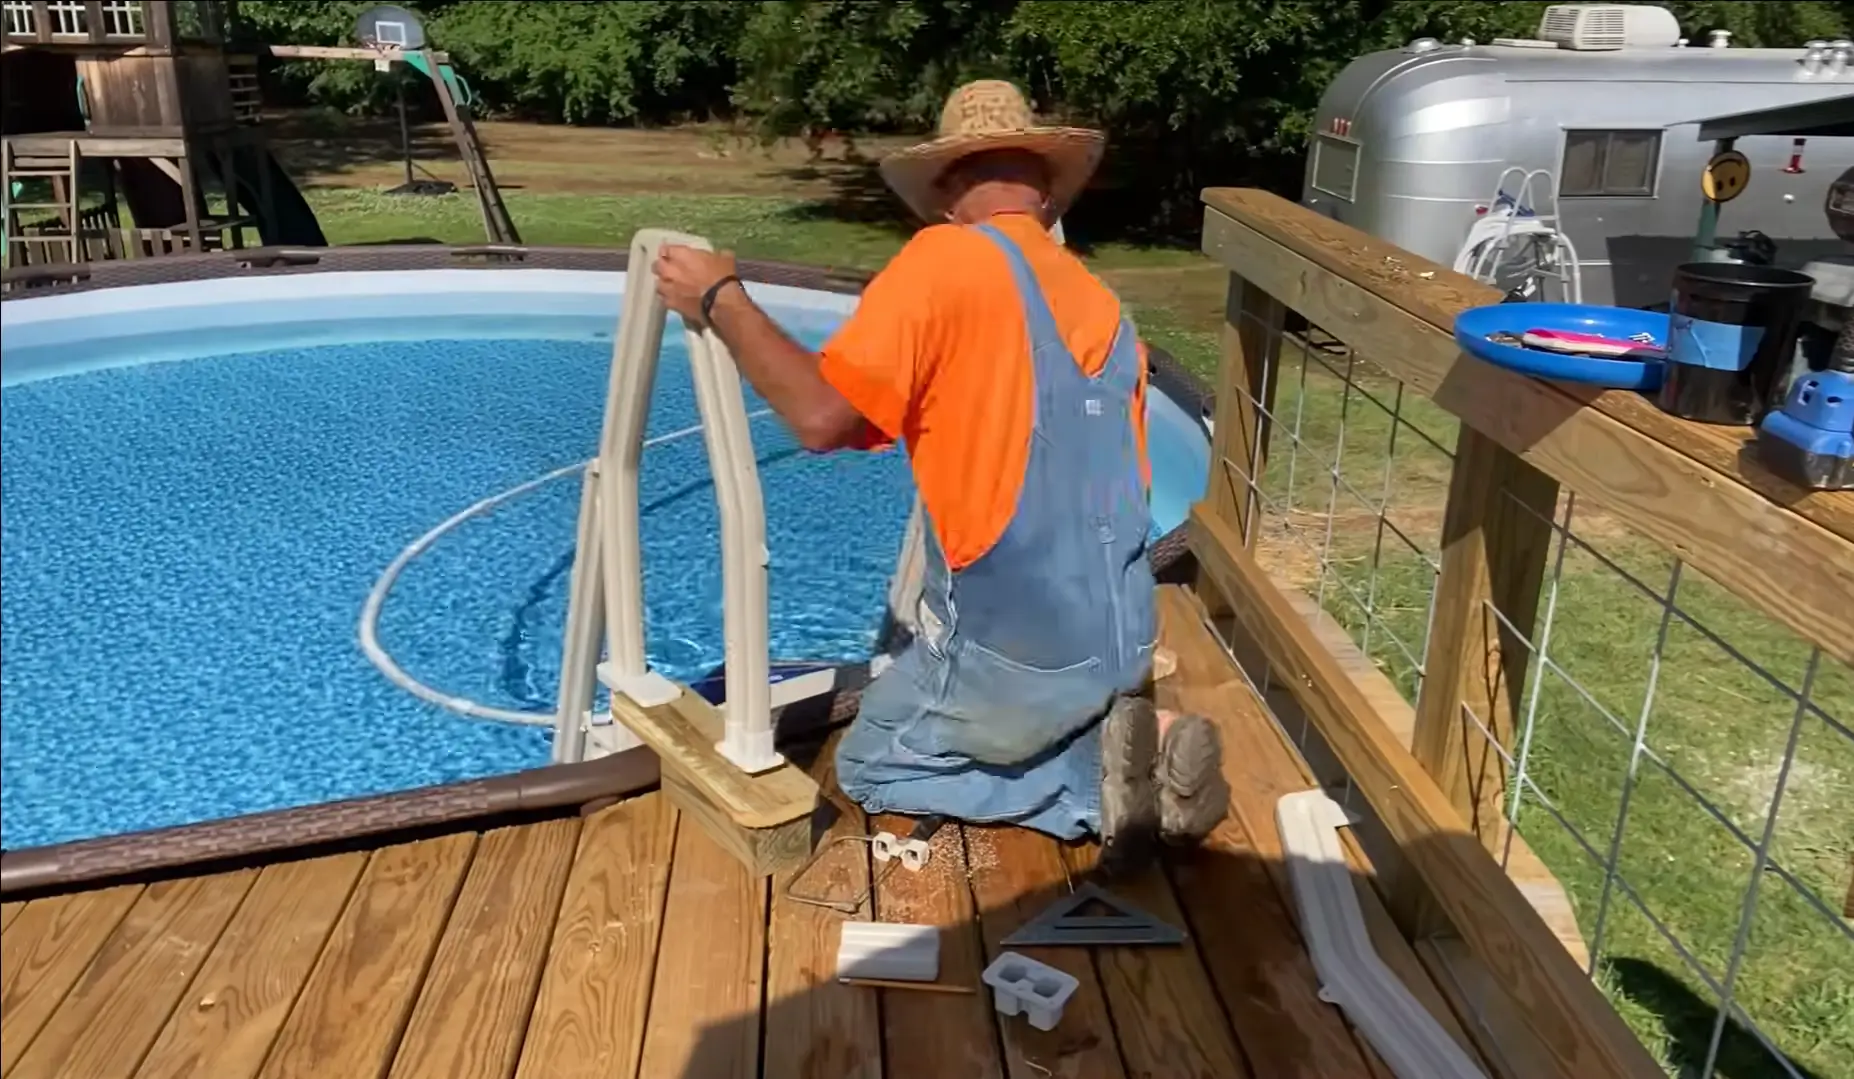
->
[{"left": 880, "top": 80, "right": 1104, "bottom": 223}]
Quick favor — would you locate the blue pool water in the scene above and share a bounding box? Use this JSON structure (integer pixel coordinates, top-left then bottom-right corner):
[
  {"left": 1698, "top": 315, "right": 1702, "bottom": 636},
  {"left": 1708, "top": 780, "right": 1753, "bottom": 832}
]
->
[
  {"left": 1, "top": 330, "right": 920, "bottom": 848},
  {"left": 1, "top": 284, "right": 1209, "bottom": 850}
]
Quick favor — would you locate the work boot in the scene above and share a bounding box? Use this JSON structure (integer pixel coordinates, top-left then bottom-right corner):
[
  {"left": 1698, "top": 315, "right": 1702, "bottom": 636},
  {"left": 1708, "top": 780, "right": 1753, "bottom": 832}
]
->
[
  {"left": 1156, "top": 713, "right": 1230, "bottom": 845},
  {"left": 1097, "top": 694, "right": 1159, "bottom": 878}
]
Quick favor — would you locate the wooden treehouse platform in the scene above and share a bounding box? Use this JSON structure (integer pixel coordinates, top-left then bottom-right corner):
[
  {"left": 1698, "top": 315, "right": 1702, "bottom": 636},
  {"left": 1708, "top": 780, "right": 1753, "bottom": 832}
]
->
[{"left": 0, "top": 586, "right": 1502, "bottom": 1079}]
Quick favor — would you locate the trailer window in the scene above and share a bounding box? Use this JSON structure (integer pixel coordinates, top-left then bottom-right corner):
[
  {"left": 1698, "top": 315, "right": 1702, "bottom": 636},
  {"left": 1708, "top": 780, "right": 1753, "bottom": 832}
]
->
[
  {"left": 1311, "top": 135, "right": 1360, "bottom": 201},
  {"left": 1561, "top": 129, "right": 1661, "bottom": 198}
]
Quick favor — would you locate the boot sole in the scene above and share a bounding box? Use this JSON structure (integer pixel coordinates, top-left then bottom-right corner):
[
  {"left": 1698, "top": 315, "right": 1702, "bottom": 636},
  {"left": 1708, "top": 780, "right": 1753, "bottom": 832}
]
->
[
  {"left": 1098, "top": 694, "right": 1159, "bottom": 877},
  {"left": 1157, "top": 713, "right": 1230, "bottom": 845}
]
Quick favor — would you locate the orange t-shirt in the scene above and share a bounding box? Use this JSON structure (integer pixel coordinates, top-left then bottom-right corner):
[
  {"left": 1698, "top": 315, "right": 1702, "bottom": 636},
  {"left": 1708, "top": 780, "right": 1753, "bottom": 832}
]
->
[{"left": 817, "top": 212, "right": 1149, "bottom": 570}]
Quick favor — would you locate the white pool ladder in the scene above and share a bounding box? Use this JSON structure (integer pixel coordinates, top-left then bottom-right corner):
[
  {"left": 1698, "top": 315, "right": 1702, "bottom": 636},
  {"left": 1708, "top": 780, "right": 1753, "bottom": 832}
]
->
[
  {"left": 1454, "top": 167, "right": 1583, "bottom": 304},
  {"left": 553, "top": 229, "right": 782, "bottom": 773}
]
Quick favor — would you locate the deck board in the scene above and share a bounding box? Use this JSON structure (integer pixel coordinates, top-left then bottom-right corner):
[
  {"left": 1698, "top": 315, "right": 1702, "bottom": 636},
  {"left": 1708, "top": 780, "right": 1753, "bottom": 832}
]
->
[
  {"left": 635, "top": 815, "right": 768, "bottom": 1079},
  {"left": 132, "top": 853, "right": 368, "bottom": 1079},
  {"left": 964, "top": 826, "right": 1126, "bottom": 1079},
  {"left": 389, "top": 820, "right": 581, "bottom": 1079},
  {"left": 0, "top": 903, "right": 22, "bottom": 933},
  {"left": 762, "top": 748, "right": 884, "bottom": 1079},
  {"left": 0, "top": 584, "right": 1522, "bottom": 1079},
  {"left": 257, "top": 835, "right": 476, "bottom": 1079},
  {"left": 514, "top": 793, "right": 676, "bottom": 1079},
  {"left": 1061, "top": 844, "right": 1254, "bottom": 1079},
  {"left": 11, "top": 872, "right": 257, "bottom": 1079},
  {"left": 0, "top": 884, "right": 144, "bottom": 1076},
  {"left": 870, "top": 814, "right": 1005, "bottom": 1079},
  {"left": 1155, "top": 585, "right": 1483, "bottom": 1067},
  {"left": 1170, "top": 818, "right": 1380, "bottom": 1079}
]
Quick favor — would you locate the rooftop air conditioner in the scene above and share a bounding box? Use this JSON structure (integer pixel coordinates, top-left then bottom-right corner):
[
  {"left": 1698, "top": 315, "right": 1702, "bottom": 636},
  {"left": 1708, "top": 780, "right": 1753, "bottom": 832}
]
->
[{"left": 1539, "top": 4, "right": 1681, "bottom": 50}]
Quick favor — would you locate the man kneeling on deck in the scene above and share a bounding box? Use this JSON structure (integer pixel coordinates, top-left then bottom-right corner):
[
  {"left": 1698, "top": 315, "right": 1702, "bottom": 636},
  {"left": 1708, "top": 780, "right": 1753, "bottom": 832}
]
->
[{"left": 654, "top": 80, "right": 1229, "bottom": 874}]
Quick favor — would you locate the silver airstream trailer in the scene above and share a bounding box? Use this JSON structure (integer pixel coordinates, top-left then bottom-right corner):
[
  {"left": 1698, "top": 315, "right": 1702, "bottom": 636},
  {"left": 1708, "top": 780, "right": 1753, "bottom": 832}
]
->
[{"left": 1303, "top": 3, "right": 1854, "bottom": 308}]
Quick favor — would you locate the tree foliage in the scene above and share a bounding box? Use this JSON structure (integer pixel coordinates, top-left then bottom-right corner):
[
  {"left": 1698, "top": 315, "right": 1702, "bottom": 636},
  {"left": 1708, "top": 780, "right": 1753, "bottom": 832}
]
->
[{"left": 233, "top": 0, "right": 1854, "bottom": 228}]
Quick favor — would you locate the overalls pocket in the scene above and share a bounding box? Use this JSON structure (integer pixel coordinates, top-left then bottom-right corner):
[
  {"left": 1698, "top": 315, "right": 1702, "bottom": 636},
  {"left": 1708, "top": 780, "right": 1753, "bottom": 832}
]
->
[{"left": 896, "top": 636, "right": 1112, "bottom": 767}]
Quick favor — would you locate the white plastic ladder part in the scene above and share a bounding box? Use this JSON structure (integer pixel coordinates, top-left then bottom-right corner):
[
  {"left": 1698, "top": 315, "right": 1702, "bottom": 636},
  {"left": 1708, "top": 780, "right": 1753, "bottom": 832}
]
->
[
  {"left": 582, "top": 711, "right": 645, "bottom": 757},
  {"left": 1276, "top": 789, "right": 1488, "bottom": 1079},
  {"left": 981, "top": 952, "right": 1080, "bottom": 1032},
  {"left": 1456, "top": 166, "right": 1583, "bottom": 305},
  {"left": 882, "top": 497, "right": 929, "bottom": 652},
  {"left": 552, "top": 463, "right": 606, "bottom": 763},
  {"left": 594, "top": 661, "right": 681, "bottom": 707},
  {"left": 871, "top": 832, "right": 931, "bottom": 871},
  {"left": 768, "top": 665, "right": 837, "bottom": 711},
  {"left": 553, "top": 228, "right": 782, "bottom": 774},
  {"left": 838, "top": 922, "right": 941, "bottom": 982}
]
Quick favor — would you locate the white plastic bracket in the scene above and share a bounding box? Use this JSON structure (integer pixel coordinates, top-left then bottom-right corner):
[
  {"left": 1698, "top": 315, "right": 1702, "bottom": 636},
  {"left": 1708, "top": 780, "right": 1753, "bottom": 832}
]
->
[
  {"left": 581, "top": 711, "right": 645, "bottom": 757},
  {"left": 1276, "top": 789, "right": 1489, "bottom": 1079},
  {"left": 837, "top": 922, "right": 940, "bottom": 982},
  {"left": 871, "top": 832, "right": 931, "bottom": 872},
  {"left": 981, "top": 952, "right": 1079, "bottom": 1032},
  {"left": 716, "top": 723, "right": 784, "bottom": 774},
  {"left": 598, "top": 662, "right": 682, "bottom": 708},
  {"left": 768, "top": 666, "right": 838, "bottom": 712}
]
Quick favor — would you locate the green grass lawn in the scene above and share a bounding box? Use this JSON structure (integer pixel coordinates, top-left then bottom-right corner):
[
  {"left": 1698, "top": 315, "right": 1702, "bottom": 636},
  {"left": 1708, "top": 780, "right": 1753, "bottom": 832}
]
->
[
  {"left": 1262, "top": 357, "right": 1853, "bottom": 1079},
  {"left": 314, "top": 185, "right": 1850, "bottom": 1078},
  {"left": 303, "top": 187, "right": 1228, "bottom": 378}
]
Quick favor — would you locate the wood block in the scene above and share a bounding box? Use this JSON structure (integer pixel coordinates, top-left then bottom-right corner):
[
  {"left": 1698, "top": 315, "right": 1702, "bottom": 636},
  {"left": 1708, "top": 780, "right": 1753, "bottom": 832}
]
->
[
  {"left": 612, "top": 687, "right": 820, "bottom": 876},
  {"left": 660, "top": 767, "right": 814, "bottom": 877}
]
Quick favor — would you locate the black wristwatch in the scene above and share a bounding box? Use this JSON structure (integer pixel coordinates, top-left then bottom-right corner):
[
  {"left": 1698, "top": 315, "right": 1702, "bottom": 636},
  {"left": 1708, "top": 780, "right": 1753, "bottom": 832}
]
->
[{"left": 700, "top": 274, "right": 743, "bottom": 325}]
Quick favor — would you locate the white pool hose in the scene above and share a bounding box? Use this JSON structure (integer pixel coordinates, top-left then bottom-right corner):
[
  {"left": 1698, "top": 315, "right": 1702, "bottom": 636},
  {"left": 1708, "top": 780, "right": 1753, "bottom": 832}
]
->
[{"left": 358, "top": 408, "right": 774, "bottom": 725}]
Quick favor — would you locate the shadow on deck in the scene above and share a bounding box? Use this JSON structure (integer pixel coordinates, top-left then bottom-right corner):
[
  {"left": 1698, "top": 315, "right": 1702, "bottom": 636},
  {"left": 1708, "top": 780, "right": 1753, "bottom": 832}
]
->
[{"left": 0, "top": 587, "right": 1483, "bottom": 1079}]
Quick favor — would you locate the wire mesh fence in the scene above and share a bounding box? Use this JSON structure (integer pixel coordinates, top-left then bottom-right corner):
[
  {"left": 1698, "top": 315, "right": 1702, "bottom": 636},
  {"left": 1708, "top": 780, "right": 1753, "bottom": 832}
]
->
[{"left": 1219, "top": 307, "right": 1853, "bottom": 1079}]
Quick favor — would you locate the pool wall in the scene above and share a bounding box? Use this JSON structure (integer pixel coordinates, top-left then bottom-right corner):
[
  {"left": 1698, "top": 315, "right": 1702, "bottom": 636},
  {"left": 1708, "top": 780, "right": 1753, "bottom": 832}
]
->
[{"left": 0, "top": 244, "right": 1212, "bottom": 895}]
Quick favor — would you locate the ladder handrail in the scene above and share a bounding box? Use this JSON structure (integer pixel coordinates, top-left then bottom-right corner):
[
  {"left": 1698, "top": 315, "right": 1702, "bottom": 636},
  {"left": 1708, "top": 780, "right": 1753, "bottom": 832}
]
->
[{"left": 556, "top": 229, "right": 781, "bottom": 773}]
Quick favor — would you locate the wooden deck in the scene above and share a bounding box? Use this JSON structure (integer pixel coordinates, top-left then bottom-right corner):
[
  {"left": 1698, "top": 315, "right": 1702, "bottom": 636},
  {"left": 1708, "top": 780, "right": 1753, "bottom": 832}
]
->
[{"left": 0, "top": 587, "right": 1485, "bottom": 1079}]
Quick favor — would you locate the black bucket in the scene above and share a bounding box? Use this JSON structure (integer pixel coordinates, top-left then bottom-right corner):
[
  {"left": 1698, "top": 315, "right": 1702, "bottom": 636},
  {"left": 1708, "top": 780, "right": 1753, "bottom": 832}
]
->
[{"left": 1659, "top": 263, "right": 1816, "bottom": 425}]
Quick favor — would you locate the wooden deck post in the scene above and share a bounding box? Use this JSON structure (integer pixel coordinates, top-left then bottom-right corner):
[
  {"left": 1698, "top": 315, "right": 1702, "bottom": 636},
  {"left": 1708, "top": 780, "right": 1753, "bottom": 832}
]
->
[
  {"left": 176, "top": 142, "right": 203, "bottom": 254},
  {"left": 1198, "top": 273, "right": 1285, "bottom": 613},
  {"left": 1405, "top": 426, "right": 1559, "bottom": 929}
]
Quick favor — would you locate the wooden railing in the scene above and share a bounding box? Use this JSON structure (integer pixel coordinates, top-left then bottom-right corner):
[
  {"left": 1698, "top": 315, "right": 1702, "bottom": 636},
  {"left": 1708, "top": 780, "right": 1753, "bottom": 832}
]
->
[
  {"left": 227, "top": 53, "right": 262, "bottom": 126},
  {"left": 5, "top": 201, "right": 254, "bottom": 267},
  {"left": 1191, "top": 189, "right": 1853, "bottom": 1079}
]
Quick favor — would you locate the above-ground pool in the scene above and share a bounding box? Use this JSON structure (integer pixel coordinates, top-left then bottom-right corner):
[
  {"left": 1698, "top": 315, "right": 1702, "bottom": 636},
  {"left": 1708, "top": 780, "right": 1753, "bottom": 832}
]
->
[{"left": 1, "top": 264, "right": 1210, "bottom": 850}]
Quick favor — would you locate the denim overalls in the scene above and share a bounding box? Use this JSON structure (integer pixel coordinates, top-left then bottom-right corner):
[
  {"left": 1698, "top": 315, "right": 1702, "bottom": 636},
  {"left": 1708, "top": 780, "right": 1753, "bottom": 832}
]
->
[{"left": 835, "top": 222, "right": 1157, "bottom": 839}]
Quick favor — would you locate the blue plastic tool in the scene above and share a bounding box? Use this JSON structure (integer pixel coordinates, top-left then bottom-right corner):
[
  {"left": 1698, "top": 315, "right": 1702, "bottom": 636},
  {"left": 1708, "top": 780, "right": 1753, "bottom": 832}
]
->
[
  {"left": 1757, "top": 367, "right": 1854, "bottom": 490},
  {"left": 1454, "top": 303, "right": 1669, "bottom": 391}
]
